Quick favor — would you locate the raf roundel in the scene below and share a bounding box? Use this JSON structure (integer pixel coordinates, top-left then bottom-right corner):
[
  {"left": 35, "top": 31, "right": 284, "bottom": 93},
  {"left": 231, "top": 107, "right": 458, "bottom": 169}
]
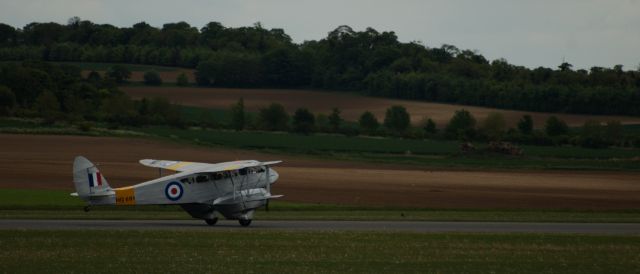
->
[{"left": 164, "top": 181, "right": 183, "bottom": 201}]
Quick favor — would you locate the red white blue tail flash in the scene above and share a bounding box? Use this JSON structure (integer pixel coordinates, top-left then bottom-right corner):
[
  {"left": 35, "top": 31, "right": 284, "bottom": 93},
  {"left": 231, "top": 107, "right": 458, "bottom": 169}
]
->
[{"left": 88, "top": 172, "right": 103, "bottom": 187}]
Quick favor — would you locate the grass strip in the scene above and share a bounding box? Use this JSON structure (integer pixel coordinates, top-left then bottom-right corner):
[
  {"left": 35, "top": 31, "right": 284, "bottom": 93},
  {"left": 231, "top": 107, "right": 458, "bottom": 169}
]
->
[{"left": 0, "top": 230, "right": 638, "bottom": 273}]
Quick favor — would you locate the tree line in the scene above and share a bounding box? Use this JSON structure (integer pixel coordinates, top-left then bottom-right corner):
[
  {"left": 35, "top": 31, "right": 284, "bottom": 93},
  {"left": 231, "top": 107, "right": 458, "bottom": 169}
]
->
[
  {"left": 0, "top": 61, "right": 184, "bottom": 127},
  {"left": 0, "top": 18, "right": 639, "bottom": 116},
  {"left": 222, "top": 98, "right": 638, "bottom": 149},
  {"left": 0, "top": 61, "right": 637, "bottom": 149}
]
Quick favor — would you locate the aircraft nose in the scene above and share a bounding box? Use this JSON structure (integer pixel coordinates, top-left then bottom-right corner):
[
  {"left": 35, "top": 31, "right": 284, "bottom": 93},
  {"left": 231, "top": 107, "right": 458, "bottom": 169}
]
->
[{"left": 269, "top": 169, "right": 279, "bottom": 184}]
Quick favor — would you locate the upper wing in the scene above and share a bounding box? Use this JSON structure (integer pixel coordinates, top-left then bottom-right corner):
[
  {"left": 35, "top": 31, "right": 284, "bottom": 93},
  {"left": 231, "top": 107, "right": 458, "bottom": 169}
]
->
[
  {"left": 139, "top": 159, "right": 282, "bottom": 173},
  {"left": 138, "top": 159, "right": 212, "bottom": 172}
]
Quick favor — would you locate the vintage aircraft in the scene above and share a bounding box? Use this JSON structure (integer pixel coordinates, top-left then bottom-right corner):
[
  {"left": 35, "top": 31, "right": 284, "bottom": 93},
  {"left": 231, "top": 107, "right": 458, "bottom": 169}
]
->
[{"left": 71, "top": 156, "right": 282, "bottom": 226}]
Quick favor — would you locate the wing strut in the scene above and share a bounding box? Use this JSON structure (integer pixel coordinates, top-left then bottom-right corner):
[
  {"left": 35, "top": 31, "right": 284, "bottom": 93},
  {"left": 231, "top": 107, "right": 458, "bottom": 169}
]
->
[{"left": 265, "top": 166, "right": 271, "bottom": 211}]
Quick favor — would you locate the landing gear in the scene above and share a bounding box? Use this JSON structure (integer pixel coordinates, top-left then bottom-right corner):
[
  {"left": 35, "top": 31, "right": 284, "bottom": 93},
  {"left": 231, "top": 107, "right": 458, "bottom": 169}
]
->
[
  {"left": 83, "top": 206, "right": 91, "bottom": 212},
  {"left": 204, "top": 218, "right": 219, "bottom": 226},
  {"left": 239, "top": 219, "right": 252, "bottom": 227}
]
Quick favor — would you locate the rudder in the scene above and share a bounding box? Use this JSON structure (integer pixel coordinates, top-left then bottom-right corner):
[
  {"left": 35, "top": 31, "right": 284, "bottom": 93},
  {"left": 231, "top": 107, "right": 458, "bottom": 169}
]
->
[{"left": 72, "top": 156, "right": 112, "bottom": 201}]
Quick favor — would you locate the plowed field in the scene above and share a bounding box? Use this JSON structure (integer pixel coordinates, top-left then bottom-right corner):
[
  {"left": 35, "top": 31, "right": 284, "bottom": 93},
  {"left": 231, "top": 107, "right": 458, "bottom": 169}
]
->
[
  {"left": 122, "top": 86, "right": 640, "bottom": 128},
  {"left": 2, "top": 134, "right": 638, "bottom": 209}
]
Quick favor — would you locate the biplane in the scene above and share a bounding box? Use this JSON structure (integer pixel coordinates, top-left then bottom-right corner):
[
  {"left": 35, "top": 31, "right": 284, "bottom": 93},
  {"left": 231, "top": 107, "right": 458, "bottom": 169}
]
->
[{"left": 71, "top": 156, "right": 282, "bottom": 226}]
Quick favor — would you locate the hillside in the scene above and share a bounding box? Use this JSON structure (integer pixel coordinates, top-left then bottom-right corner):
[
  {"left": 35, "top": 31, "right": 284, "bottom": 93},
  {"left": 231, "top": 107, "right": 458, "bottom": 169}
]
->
[{"left": 1, "top": 20, "right": 639, "bottom": 117}]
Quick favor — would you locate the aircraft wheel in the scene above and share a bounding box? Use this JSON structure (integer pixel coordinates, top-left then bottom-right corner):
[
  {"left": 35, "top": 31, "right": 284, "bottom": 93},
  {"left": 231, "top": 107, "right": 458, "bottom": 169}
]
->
[
  {"left": 239, "top": 219, "right": 252, "bottom": 227},
  {"left": 205, "top": 218, "right": 218, "bottom": 226}
]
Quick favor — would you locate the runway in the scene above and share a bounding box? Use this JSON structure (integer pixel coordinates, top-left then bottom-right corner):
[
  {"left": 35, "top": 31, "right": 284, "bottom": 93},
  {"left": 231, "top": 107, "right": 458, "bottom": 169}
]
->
[{"left": 1, "top": 219, "right": 639, "bottom": 234}]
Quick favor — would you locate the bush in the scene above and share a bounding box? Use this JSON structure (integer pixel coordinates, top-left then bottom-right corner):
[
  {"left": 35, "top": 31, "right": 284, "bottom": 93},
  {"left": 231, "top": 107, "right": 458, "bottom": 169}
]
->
[
  {"left": 578, "top": 120, "right": 608, "bottom": 148},
  {"left": 423, "top": 118, "right": 437, "bottom": 134},
  {"left": 292, "top": 108, "right": 315, "bottom": 134},
  {"left": 445, "top": 109, "right": 476, "bottom": 140},
  {"left": 76, "top": 121, "right": 93, "bottom": 132},
  {"left": 517, "top": 115, "right": 533, "bottom": 135},
  {"left": 230, "top": 98, "right": 245, "bottom": 131},
  {"left": 143, "top": 71, "right": 162, "bottom": 85},
  {"left": 383, "top": 105, "right": 410, "bottom": 134},
  {"left": 107, "top": 65, "right": 131, "bottom": 83},
  {"left": 359, "top": 111, "right": 379, "bottom": 134},
  {"left": 176, "top": 72, "right": 189, "bottom": 86},
  {"left": 545, "top": 116, "right": 568, "bottom": 136},
  {"left": 86, "top": 70, "right": 102, "bottom": 83},
  {"left": 259, "top": 103, "right": 289, "bottom": 131},
  {"left": 481, "top": 112, "right": 506, "bottom": 141}
]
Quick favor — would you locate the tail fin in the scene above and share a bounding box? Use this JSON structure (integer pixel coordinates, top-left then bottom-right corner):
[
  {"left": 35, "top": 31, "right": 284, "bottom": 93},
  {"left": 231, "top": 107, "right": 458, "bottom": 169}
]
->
[{"left": 72, "top": 156, "right": 112, "bottom": 201}]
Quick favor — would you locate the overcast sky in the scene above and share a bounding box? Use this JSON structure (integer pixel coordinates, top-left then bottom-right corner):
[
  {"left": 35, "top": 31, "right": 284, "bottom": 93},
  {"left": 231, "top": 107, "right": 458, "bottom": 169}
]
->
[{"left": 1, "top": 0, "right": 639, "bottom": 70}]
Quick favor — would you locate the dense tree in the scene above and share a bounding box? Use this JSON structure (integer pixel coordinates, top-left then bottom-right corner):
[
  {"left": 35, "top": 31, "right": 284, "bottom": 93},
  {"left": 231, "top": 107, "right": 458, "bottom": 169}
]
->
[
  {"left": 445, "top": 109, "right": 476, "bottom": 140},
  {"left": 143, "top": 70, "right": 162, "bottom": 85},
  {"left": 517, "top": 115, "right": 534, "bottom": 135},
  {"left": 1, "top": 20, "right": 639, "bottom": 116},
  {"left": 0, "top": 85, "right": 15, "bottom": 115},
  {"left": 579, "top": 120, "right": 607, "bottom": 148},
  {"left": 0, "top": 23, "right": 16, "bottom": 45},
  {"left": 292, "top": 108, "right": 315, "bottom": 134},
  {"left": 176, "top": 72, "right": 189, "bottom": 86},
  {"left": 423, "top": 118, "right": 437, "bottom": 134},
  {"left": 359, "top": 111, "right": 379, "bottom": 134},
  {"left": 34, "top": 90, "right": 61, "bottom": 124},
  {"left": 383, "top": 105, "right": 410, "bottom": 133},
  {"left": 545, "top": 116, "right": 569, "bottom": 136},
  {"left": 604, "top": 120, "right": 624, "bottom": 146},
  {"left": 258, "top": 103, "right": 289, "bottom": 131},
  {"left": 481, "top": 112, "right": 507, "bottom": 141},
  {"left": 230, "top": 98, "right": 245, "bottom": 131},
  {"left": 328, "top": 107, "right": 342, "bottom": 132},
  {"left": 86, "top": 70, "right": 102, "bottom": 83},
  {"left": 100, "top": 93, "right": 138, "bottom": 126},
  {"left": 107, "top": 65, "right": 131, "bottom": 83}
]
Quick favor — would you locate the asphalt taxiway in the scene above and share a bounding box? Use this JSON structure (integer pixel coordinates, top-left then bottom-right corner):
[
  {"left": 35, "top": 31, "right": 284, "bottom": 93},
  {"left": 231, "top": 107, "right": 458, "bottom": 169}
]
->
[{"left": 1, "top": 219, "right": 639, "bottom": 234}]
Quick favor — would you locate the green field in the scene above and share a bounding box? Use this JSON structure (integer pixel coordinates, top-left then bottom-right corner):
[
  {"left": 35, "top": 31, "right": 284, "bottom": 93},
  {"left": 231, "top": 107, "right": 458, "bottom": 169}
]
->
[
  {"left": 139, "top": 126, "right": 640, "bottom": 171},
  {"left": 1, "top": 230, "right": 638, "bottom": 273},
  {"left": 2, "top": 189, "right": 639, "bottom": 223},
  {"left": 2, "top": 117, "right": 639, "bottom": 171}
]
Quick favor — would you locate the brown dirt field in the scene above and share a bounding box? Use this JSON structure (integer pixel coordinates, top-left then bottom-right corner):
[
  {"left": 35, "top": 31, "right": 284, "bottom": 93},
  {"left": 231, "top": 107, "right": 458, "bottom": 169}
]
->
[
  {"left": 1, "top": 134, "right": 638, "bottom": 210},
  {"left": 121, "top": 86, "right": 640, "bottom": 128}
]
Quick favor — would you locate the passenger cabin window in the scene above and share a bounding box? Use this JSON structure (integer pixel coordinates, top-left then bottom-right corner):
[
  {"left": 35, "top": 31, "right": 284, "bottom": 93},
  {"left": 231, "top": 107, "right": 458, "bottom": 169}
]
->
[
  {"left": 213, "top": 172, "right": 223, "bottom": 180},
  {"left": 195, "top": 175, "right": 209, "bottom": 183},
  {"left": 180, "top": 178, "right": 190, "bottom": 184}
]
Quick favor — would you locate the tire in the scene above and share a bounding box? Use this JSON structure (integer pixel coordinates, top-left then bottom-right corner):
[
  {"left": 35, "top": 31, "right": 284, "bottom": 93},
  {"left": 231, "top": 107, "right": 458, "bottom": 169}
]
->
[
  {"left": 238, "top": 219, "right": 252, "bottom": 227},
  {"left": 205, "top": 218, "right": 218, "bottom": 226}
]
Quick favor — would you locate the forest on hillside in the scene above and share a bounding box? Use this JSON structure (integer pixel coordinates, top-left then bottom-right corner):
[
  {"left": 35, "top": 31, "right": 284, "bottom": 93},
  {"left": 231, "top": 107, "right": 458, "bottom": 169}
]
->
[{"left": 0, "top": 18, "right": 639, "bottom": 116}]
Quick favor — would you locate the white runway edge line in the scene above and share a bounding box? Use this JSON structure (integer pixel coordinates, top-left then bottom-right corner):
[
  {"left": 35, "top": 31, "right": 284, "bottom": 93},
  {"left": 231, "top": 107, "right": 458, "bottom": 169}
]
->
[{"left": 0, "top": 220, "right": 639, "bottom": 234}]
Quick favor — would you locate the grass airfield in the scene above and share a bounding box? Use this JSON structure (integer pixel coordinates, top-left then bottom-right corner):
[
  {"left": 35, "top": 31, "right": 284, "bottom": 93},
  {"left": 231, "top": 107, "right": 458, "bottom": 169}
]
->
[
  {"left": 2, "top": 73, "right": 640, "bottom": 273},
  {"left": 1, "top": 230, "right": 638, "bottom": 273}
]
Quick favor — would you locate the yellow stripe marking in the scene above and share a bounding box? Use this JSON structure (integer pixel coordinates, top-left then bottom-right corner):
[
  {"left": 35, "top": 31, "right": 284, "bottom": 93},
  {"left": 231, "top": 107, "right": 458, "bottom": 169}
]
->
[
  {"left": 223, "top": 165, "right": 241, "bottom": 171},
  {"left": 166, "top": 161, "right": 193, "bottom": 171},
  {"left": 115, "top": 187, "right": 136, "bottom": 205}
]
